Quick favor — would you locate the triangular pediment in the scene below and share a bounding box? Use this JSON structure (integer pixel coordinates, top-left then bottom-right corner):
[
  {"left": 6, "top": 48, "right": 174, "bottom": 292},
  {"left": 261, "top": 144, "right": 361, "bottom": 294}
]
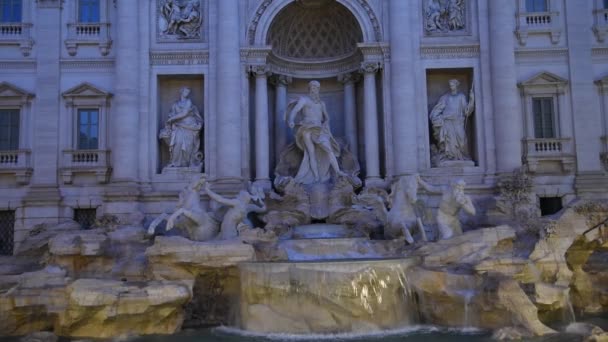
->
[
  {"left": 62, "top": 82, "right": 112, "bottom": 98},
  {"left": 519, "top": 71, "right": 568, "bottom": 87},
  {"left": 0, "top": 82, "right": 34, "bottom": 98}
]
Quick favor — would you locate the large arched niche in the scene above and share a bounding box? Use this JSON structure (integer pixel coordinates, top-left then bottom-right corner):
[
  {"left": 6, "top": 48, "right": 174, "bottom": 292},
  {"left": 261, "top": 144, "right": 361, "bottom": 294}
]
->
[
  {"left": 254, "top": 0, "right": 376, "bottom": 78},
  {"left": 248, "top": 0, "right": 382, "bottom": 46}
]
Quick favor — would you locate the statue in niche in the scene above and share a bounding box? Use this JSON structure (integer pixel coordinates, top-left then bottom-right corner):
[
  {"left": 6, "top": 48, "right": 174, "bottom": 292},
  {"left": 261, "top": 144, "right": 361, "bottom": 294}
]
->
[
  {"left": 159, "top": 0, "right": 202, "bottom": 39},
  {"left": 429, "top": 79, "right": 474, "bottom": 166},
  {"left": 204, "top": 182, "right": 267, "bottom": 240},
  {"left": 385, "top": 175, "right": 428, "bottom": 244},
  {"left": 425, "top": 0, "right": 466, "bottom": 33},
  {"left": 419, "top": 178, "right": 476, "bottom": 240},
  {"left": 147, "top": 176, "right": 219, "bottom": 241},
  {"left": 285, "top": 80, "right": 348, "bottom": 185},
  {"left": 159, "top": 86, "right": 203, "bottom": 168}
]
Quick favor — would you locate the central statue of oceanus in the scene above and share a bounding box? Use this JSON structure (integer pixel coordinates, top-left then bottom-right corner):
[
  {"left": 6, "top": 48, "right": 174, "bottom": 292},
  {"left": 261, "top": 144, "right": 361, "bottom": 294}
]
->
[{"left": 283, "top": 80, "right": 349, "bottom": 185}]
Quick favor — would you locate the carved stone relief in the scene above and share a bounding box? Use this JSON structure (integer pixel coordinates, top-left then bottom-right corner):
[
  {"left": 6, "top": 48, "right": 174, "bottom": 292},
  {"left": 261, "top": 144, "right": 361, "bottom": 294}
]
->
[
  {"left": 424, "top": 0, "right": 466, "bottom": 35},
  {"left": 158, "top": 0, "right": 203, "bottom": 40}
]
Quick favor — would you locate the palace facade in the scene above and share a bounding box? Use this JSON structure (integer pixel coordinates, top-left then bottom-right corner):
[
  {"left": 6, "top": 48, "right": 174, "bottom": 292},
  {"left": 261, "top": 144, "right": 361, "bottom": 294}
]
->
[{"left": 1, "top": 0, "right": 608, "bottom": 254}]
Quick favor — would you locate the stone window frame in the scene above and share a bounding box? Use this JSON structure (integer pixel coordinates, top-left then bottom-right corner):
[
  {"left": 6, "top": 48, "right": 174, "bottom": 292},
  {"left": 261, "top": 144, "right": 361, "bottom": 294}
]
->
[
  {"left": 593, "top": 0, "right": 608, "bottom": 43},
  {"left": 515, "top": 0, "right": 562, "bottom": 46},
  {"left": 518, "top": 72, "right": 574, "bottom": 173},
  {"left": 62, "top": 83, "right": 112, "bottom": 152},
  {"left": 60, "top": 83, "right": 113, "bottom": 184},
  {"left": 518, "top": 72, "right": 568, "bottom": 139},
  {"left": 0, "top": 0, "right": 33, "bottom": 56},
  {"left": 65, "top": 0, "right": 112, "bottom": 56},
  {"left": 0, "top": 82, "right": 34, "bottom": 185}
]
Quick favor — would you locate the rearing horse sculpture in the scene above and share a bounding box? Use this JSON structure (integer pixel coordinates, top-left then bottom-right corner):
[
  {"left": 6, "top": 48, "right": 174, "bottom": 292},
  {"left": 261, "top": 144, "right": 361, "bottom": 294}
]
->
[{"left": 386, "top": 175, "right": 427, "bottom": 243}]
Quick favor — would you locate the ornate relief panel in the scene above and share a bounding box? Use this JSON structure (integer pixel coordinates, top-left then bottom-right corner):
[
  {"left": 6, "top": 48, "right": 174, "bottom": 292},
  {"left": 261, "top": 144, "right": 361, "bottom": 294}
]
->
[
  {"left": 423, "top": 0, "right": 469, "bottom": 36},
  {"left": 157, "top": 0, "right": 205, "bottom": 42}
]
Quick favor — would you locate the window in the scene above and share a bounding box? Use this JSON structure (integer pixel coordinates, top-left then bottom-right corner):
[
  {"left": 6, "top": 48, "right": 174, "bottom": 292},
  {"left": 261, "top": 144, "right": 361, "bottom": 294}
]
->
[
  {"left": 78, "top": 0, "right": 100, "bottom": 23},
  {"left": 526, "top": 0, "right": 548, "bottom": 12},
  {"left": 0, "top": 210, "right": 15, "bottom": 255},
  {"left": 604, "top": 0, "right": 608, "bottom": 9},
  {"left": 533, "top": 98, "right": 555, "bottom": 138},
  {"left": 74, "top": 208, "right": 96, "bottom": 230},
  {"left": 78, "top": 109, "right": 99, "bottom": 150},
  {"left": 0, "top": 109, "right": 19, "bottom": 151},
  {"left": 0, "top": 0, "right": 21, "bottom": 23}
]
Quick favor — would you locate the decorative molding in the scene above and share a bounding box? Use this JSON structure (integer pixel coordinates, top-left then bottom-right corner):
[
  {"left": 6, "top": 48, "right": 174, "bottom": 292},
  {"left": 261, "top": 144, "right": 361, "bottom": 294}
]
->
[
  {"left": 266, "top": 51, "right": 362, "bottom": 78},
  {"left": 240, "top": 46, "right": 272, "bottom": 64},
  {"left": 420, "top": 44, "right": 479, "bottom": 59},
  {"left": 423, "top": 0, "right": 469, "bottom": 37},
  {"left": 0, "top": 60, "right": 36, "bottom": 70},
  {"left": 247, "top": 0, "right": 382, "bottom": 45},
  {"left": 150, "top": 50, "right": 209, "bottom": 65},
  {"left": 269, "top": 74, "right": 293, "bottom": 86},
  {"left": 337, "top": 72, "right": 360, "bottom": 84},
  {"left": 360, "top": 61, "right": 380, "bottom": 74},
  {"left": 592, "top": 47, "right": 608, "bottom": 57},
  {"left": 60, "top": 59, "right": 115, "bottom": 71},
  {"left": 515, "top": 48, "right": 568, "bottom": 59},
  {"left": 35, "top": 0, "right": 63, "bottom": 8},
  {"left": 157, "top": 0, "right": 205, "bottom": 42}
]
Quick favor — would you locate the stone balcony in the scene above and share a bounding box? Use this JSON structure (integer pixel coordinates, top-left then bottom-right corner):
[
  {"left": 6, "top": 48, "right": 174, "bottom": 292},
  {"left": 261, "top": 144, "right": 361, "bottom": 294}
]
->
[
  {"left": 523, "top": 137, "right": 575, "bottom": 173},
  {"left": 0, "top": 149, "right": 32, "bottom": 185},
  {"left": 65, "top": 22, "right": 112, "bottom": 56},
  {"left": 0, "top": 23, "right": 34, "bottom": 56},
  {"left": 593, "top": 9, "right": 608, "bottom": 42},
  {"left": 515, "top": 11, "right": 561, "bottom": 45},
  {"left": 60, "top": 149, "right": 111, "bottom": 184}
]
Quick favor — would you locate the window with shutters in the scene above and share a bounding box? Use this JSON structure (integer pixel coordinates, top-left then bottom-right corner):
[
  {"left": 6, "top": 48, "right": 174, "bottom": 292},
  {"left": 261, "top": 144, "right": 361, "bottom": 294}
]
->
[
  {"left": 78, "top": 0, "right": 99, "bottom": 23},
  {"left": 0, "top": 0, "right": 21, "bottom": 23},
  {"left": 0, "top": 210, "right": 15, "bottom": 255},
  {"left": 532, "top": 97, "right": 555, "bottom": 138},
  {"left": 77, "top": 109, "right": 99, "bottom": 150},
  {"left": 0, "top": 108, "right": 19, "bottom": 151},
  {"left": 526, "top": 0, "right": 548, "bottom": 12},
  {"left": 518, "top": 72, "right": 574, "bottom": 173}
]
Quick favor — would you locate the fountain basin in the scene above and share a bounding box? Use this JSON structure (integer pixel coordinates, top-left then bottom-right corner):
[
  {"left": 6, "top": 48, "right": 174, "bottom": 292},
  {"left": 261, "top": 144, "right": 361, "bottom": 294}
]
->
[
  {"left": 277, "top": 238, "right": 401, "bottom": 261},
  {"left": 291, "top": 224, "right": 365, "bottom": 239},
  {"left": 238, "top": 257, "right": 420, "bottom": 334}
]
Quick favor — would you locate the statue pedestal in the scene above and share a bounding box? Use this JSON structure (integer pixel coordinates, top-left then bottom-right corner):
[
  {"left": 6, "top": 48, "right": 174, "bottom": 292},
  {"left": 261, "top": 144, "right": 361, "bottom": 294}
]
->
[
  {"left": 437, "top": 160, "right": 475, "bottom": 168},
  {"left": 160, "top": 166, "right": 202, "bottom": 181}
]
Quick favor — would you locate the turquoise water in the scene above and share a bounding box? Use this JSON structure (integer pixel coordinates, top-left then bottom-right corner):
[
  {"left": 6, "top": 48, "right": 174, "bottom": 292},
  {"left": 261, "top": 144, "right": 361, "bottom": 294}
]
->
[{"left": 131, "top": 326, "right": 583, "bottom": 342}]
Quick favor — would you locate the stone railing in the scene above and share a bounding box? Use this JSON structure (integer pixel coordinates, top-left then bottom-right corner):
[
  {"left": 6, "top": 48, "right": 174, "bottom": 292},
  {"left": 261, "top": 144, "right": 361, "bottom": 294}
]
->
[
  {"left": 0, "top": 23, "right": 33, "bottom": 56},
  {"left": 516, "top": 11, "right": 561, "bottom": 45},
  {"left": 61, "top": 149, "right": 111, "bottom": 184},
  {"left": 593, "top": 9, "right": 608, "bottom": 42},
  {"left": 523, "top": 137, "right": 574, "bottom": 173},
  {"left": 0, "top": 149, "right": 32, "bottom": 185},
  {"left": 65, "top": 22, "right": 112, "bottom": 56}
]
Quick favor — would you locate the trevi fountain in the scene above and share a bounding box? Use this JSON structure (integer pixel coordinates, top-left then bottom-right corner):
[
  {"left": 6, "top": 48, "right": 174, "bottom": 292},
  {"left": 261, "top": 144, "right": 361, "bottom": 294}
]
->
[{"left": 1, "top": 0, "right": 608, "bottom": 341}]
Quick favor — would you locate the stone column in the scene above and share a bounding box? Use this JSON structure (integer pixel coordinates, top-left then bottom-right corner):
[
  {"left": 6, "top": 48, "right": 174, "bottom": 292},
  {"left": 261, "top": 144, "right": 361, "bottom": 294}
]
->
[
  {"left": 488, "top": 1, "right": 522, "bottom": 174},
  {"left": 273, "top": 75, "right": 292, "bottom": 159},
  {"left": 338, "top": 73, "right": 359, "bottom": 155},
  {"left": 389, "top": 0, "right": 418, "bottom": 175},
  {"left": 112, "top": 0, "right": 140, "bottom": 182},
  {"left": 361, "top": 62, "right": 381, "bottom": 183},
  {"left": 216, "top": 0, "right": 241, "bottom": 183},
  {"left": 252, "top": 65, "right": 271, "bottom": 189}
]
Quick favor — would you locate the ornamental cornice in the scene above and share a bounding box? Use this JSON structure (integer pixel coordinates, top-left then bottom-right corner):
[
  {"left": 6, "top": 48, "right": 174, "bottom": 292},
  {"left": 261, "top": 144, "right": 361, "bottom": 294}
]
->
[
  {"left": 514, "top": 47, "right": 568, "bottom": 59},
  {"left": 420, "top": 44, "right": 479, "bottom": 59},
  {"left": 60, "top": 59, "right": 115, "bottom": 71},
  {"left": 267, "top": 52, "right": 362, "bottom": 78},
  {"left": 0, "top": 60, "right": 36, "bottom": 70},
  {"left": 360, "top": 61, "right": 381, "bottom": 74},
  {"left": 357, "top": 42, "right": 390, "bottom": 60},
  {"left": 150, "top": 50, "right": 209, "bottom": 65},
  {"left": 240, "top": 46, "right": 272, "bottom": 64}
]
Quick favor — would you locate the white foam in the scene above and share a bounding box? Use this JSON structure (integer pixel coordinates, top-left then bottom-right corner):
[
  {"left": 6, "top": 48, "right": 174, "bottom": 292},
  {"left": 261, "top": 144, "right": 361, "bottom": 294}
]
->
[{"left": 213, "top": 325, "right": 485, "bottom": 341}]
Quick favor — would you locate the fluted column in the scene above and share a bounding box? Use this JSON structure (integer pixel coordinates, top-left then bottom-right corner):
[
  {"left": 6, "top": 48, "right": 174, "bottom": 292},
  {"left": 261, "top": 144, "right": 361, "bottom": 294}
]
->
[
  {"left": 216, "top": 0, "right": 241, "bottom": 182},
  {"left": 338, "top": 73, "right": 360, "bottom": 155},
  {"left": 252, "top": 65, "right": 271, "bottom": 188},
  {"left": 389, "top": 0, "right": 418, "bottom": 175},
  {"left": 361, "top": 62, "right": 381, "bottom": 182},
  {"left": 489, "top": 1, "right": 522, "bottom": 173},
  {"left": 272, "top": 74, "right": 292, "bottom": 161},
  {"left": 112, "top": 0, "right": 140, "bottom": 182}
]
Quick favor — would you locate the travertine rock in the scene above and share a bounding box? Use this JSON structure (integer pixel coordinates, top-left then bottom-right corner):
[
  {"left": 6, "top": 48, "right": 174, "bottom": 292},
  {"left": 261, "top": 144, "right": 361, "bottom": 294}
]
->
[
  {"left": 15, "top": 221, "right": 82, "bottom": 257},
  {"left": 56, "top": 279, "right": 190, "bottom": 338},
  {"left": 145, "top": 236, "right": 256, "bottom": 280}
]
